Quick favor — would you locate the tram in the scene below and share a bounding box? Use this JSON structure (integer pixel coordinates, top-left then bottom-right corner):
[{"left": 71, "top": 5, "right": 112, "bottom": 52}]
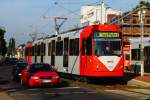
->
[{"left": 25, "top": 24, "right": 125, "bottom": 78}]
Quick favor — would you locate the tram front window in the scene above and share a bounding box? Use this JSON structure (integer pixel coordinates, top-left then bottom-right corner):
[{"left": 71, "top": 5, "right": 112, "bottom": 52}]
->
[{"left": 94, "top": 39, "right": 121, "bottom": 56}]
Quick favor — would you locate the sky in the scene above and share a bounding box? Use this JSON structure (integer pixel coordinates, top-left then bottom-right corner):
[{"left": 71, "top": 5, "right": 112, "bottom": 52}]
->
[{"left": 0, "top": 0, "right": 149, "bottom": 45}]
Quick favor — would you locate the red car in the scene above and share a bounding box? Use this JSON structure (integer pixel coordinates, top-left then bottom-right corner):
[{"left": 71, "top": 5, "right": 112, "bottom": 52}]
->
[{"left": 21, "top": 63, "right": 60, "bottom": 88}]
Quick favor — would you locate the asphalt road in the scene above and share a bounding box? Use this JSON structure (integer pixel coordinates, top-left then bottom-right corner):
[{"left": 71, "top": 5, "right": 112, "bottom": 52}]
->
[{"left": 0, "top": 64, "right": 136, "bottom": 100}]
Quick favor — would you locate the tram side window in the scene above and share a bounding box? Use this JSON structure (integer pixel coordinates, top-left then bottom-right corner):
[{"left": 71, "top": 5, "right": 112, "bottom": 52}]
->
[
  {"left": 37, "top": 45, "right": 41, "bottom": 56},
  {"left": 25, "top": 47, "right": 28, "bottom": 56},
  {"left": 30, "top": 47, "right": 32, "bottom": 56},
  {"left": 44, "top": 43, "right": 46, "bottom": 56},
  {"left": 86, "top": 38, "right": 92, "bottom": 55},
  {"left": 51, "top": 40, "right": 55, "bottom": 56},
  {"left": 31, "top": 46, "right": 34, "bottom": 56},
  {"left": 32, "top": 46, "right": 35, "bottom": 56},
  {"left": 41, "top": 43, "right": 44, "bottom": 56},
  {"left": 48, "top": 43, "right": 51, "bottom": 56},
  {"left": 74, "top": 38, "right": 79, "bottom": 56},
  {"left": 41, "top": 43, "right": 46, "bottom": 56},
  {"left": 131, "top": 49, "right": 140, "bottom": 60},
  {"left": 69, "top": 39, "right": 74, "bottom": 56},
  {"left": 34, "top": 44, "right": 37, "bottom": 56},
  {"left": 64, "top": 38, "right": 69, "bottom": 55},
  {"left": 56, "top": 41, "right": 63, "bottom": 56}
]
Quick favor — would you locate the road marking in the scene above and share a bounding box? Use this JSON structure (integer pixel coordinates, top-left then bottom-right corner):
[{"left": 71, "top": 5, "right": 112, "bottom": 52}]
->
[
  {"left": 25, "top": 86, "right": 80, "bottom": 91},
  {"left": 105, "top": 90, "right": 149, "bottom": 100},
  {"left": 56, "top": 86, "right": 80, "bottom": 89},
  {"left": 128, "top": 89, "right": 150, "bottom": 95},
  {"left": 12, "top": 91, "right": 97, "bottom": 96}
]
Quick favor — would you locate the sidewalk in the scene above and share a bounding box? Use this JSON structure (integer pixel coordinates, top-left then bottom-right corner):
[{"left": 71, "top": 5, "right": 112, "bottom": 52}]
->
[
  {"left": 127, "top": 72, "right": 150, "bottom": 87},
  {"left": 0, "top": 91, "right": 14, "bottom": 100}
]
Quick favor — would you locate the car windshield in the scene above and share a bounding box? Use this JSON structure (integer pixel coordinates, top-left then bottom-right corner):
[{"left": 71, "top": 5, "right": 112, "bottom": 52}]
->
[
  {"left": 29, "top": 64, "right": 53, "bottom": 73},
  {"left": 16, "top": 63, "right": 28, "bottom": 70}
]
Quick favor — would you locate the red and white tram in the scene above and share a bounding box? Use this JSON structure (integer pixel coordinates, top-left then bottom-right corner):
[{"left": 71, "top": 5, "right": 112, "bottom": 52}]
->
[{"left": 25, "top": 24, "right": 125, "bottom": 78}]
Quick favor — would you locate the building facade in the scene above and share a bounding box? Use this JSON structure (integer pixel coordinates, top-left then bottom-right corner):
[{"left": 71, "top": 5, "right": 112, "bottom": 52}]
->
[
  {"left": 80, "top": 2, "right": 121, "bottom": 26},
  {"left": 110, "top": 7, "right": 150, "bottom": 72}
]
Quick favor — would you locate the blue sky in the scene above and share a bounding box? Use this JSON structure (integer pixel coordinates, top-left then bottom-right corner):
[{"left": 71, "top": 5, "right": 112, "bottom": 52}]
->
[{"left": 0, "top": 0, "right": 149, "bottom": 45}]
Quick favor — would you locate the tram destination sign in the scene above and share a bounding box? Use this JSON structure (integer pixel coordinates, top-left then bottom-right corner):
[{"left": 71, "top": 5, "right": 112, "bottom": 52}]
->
[{"left": 95, "top": 32, "right": 120, "bottom": 38}]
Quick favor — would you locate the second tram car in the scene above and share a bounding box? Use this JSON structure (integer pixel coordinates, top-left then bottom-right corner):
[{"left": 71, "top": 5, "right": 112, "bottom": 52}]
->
[{"left": 25, "top": 24, "right": 125, "bottom": 78}]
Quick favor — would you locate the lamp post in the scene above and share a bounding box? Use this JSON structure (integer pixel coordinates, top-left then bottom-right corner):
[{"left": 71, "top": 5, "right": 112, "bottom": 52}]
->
[{"left": 138, "top": 8, "right": 146, "bottom": 76}]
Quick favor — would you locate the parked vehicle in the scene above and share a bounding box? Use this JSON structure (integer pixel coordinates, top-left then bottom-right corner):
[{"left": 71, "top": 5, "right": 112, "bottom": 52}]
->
[
  {"left": 21, "top": 63, "right": 60, "bottom": 88},
  {"left": 12, "top": 61, "right": 28, "bottom": 81}
]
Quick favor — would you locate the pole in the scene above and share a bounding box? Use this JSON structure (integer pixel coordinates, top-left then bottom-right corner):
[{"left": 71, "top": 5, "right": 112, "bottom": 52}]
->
[{"left": 139, "top": 8, "right": 145, "bottom": 76}]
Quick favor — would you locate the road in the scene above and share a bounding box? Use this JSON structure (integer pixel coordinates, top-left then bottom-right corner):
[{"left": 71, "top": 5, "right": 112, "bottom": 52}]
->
[{"left": 0, "top": 64, "right": 149, "bottom": 100}]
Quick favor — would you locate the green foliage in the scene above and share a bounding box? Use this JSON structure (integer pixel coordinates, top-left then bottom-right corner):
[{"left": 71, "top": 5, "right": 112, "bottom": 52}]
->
[
  {"left": 0, "top": 28, "right": 7, "bottom": 56},
  {"left": 7, "top": 37, "right": 16, "bottom": 56},
  {"left": 136, "top": 1, "right": 150, "bottom": 8}
]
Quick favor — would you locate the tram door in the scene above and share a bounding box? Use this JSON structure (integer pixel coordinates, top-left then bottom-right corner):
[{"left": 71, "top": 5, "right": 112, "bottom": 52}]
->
[
  {"left": 51, "top": 40, "right": 55, "bottom": 66},
  {"left": 63, "top": 38, "right": 69, "bottom": 71},
  {"left": 81, "top": 39, "right": 87, "bottom": 74},
  {"left": 81, "top": 38, "right": 92, "bottom": 75}
]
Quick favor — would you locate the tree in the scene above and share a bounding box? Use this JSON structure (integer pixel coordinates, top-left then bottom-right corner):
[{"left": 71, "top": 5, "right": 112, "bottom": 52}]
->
[
  {"left": 136, "top": 1, "right": 150, "bottom": 8},
  {"left": 0, "top": 28, "right": 7, "bottom": 56},
  {"left": 7, "top": 37, "right": 16, "bottom": 57}
]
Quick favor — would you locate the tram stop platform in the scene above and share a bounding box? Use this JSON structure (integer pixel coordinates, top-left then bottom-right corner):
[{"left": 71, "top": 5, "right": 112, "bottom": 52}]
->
[{"left": 126, "top": 72, "right": 150, "bottom": 88}]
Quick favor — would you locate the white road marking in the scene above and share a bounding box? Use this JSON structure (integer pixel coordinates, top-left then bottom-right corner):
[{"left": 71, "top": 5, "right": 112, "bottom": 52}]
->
[
  {"left": 26, "top": 86, "right": 80, "bottom": 91},
  {"left": 128, "top": 89, "right": 150, "bottom": 95},
  {"left": 105, "top": 90, "right": 150, "bottom": 100},
  {"left": 56, "top": 86, "right": 80, "bottom": 89},
  {"left": 13, "top": 91, "right": 97, "bottom": 96}
]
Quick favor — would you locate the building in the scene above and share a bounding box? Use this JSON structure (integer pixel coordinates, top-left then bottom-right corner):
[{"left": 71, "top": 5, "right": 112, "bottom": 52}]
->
[
  {"left": 110, "top": 7, "right": 150, "bottom": 36},
  {"left": 80, "top": 2, "right": 121, "bottom": 26},
  {"left": 17, "top": 44, "right": 25, "bottom": 60},
  {"left": 110, "top": 7, "right": 150, "bottom": 72}
]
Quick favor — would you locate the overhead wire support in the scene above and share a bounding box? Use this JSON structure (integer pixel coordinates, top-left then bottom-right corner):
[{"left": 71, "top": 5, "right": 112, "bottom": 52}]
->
[{"left": 54, "top": 17, "right": 68, "bottom": 35}]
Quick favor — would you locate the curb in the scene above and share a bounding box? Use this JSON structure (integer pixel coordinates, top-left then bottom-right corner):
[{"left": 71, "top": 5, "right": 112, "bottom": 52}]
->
[{"left": 127, "top": 79, "right": 150, "bottom": 87}]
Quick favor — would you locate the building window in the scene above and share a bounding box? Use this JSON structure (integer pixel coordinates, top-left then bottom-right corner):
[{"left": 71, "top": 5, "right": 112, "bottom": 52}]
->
[
  {"left": 147, "top": 20, "right": 150, "bottom": 24},
  {"left": 133, "top": 19, "right": 137, "bottom": 24},
  {"left": 131, "top": 49, "right": 140, "bottom": 60}
]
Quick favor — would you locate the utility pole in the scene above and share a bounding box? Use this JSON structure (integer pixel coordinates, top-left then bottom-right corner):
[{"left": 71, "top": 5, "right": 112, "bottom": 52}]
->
[
  {"left": 54, "top": 17, "right": 68, "bottom": 35},
  {"left": 138, "top": 7, "right": 146, "bottom": 76},
  {"left": 43, "top": 16, "right": 67, "bottom": 35}
]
